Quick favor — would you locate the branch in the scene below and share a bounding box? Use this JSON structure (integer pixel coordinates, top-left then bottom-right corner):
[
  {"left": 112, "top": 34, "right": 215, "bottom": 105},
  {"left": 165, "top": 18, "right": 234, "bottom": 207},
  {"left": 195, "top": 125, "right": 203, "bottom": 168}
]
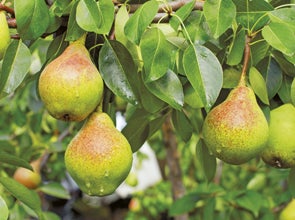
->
[
  {"left": 239, "top": 35, "right": 252, "bottom": 86},
  {"left": 0, "top": 3, "right": 15, "bottom": 17},
  {"left": 162, "top": 113, "right": 188, "bottom": 220},
  {"left": 7, "top": 18, "right": 16, "bottom": 28}
]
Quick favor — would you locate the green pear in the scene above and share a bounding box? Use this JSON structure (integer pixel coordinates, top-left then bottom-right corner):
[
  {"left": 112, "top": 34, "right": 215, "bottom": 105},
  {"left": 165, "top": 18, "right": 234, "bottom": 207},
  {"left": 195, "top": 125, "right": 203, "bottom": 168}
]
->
[
  {"left": 0, "top": 10, "right": 10, "bottom": 60},
  {"left": 202, "top": 83, "right": 269, "bottom": 165},
  {"left": 38, "top": 36, "right": 103, "bottom": 121},
  {"left": 64, "top": 112, "right": 133, "bottom": 196},
  {"left": 280, "top": 199, "right": 295, "bottom": 220},
  {"left": 261, "top": 104, "right": 295, "bottom": 168}
]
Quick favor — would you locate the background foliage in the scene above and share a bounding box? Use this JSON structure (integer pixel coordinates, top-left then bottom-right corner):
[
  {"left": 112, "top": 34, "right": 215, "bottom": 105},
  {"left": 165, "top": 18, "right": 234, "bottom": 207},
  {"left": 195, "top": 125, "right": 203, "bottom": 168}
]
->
[{"left": 0, "top": 0, "right": 295, "bottom": 219}]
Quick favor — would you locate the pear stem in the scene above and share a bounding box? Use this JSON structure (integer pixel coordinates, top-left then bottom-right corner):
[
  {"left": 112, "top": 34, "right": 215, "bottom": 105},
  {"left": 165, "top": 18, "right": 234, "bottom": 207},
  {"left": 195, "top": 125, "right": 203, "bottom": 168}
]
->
[{"left": 239, "top": 35, "right": 252, "bottom": 87}]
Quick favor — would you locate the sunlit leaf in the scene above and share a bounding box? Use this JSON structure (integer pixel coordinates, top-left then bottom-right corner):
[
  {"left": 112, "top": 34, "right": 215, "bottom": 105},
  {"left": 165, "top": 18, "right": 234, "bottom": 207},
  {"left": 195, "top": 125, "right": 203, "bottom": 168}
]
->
[
  {"left": 0, "top": 196, "right": 8, "bottom": 220},
  {"left": 15, "top": 0, "right": 50, "bottom": 40},
  {"left": 249, "top": 67, "right": 269, "bottom": 105},
  {"left": 39, "top": 182, "right": 70, "bottom": 199},
  {"left": 0, "top": 40, "right": 31, "bottom": 95},
  {"left": 66, "top": 0, "right": 85, "bottom": 41},
  {"left": 183, "top": 44, "right": 223, "bottom": 111},
  {"left": 124, "top": 0, "right": 159, "bottom": 45},
  {"left": 140, "top": 28, "right": 172, "bottom": 82},
  {"left": 204, "top": 0, "right": 236, "bottom": 38}
]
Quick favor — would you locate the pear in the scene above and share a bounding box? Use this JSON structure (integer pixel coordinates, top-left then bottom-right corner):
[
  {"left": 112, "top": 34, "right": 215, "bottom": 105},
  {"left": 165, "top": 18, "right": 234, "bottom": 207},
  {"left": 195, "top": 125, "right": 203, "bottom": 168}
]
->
[
  {"left": 13, "top": 158, "right": 42, "bottom": 189},
  {"left": 38, "top": 36, "right": 103, "bottom": 122},
  {"left": 202, "top": 80, "right": 269, "bottom": 165},
  {"left": 279, "top": 199, "right": 295, "bottom": 220},
  {"left": 64, "top": 112, "right": 133, "bottom": 196},
  {"left": 0, "top": 10, "right": 10, "bottom": 60},
  {"left": 261, "top": 104, "right": 295, "bottom": 168}
]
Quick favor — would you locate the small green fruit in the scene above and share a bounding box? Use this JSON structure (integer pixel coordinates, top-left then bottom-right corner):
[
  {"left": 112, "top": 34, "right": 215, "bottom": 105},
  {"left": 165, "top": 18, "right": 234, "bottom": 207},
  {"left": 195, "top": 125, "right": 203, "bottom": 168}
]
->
[
  {"left": 261, "top": 104, "right": 295, "bottom": 168},
  {"left": 280, "top": 199, "right": 295, "bottom": 220},
  {"left": 38, "top": 36, "right": 103, "bottom": 122},
  {"left": 0, "top": 10, "right": 10, "bottom": 60},
  {"left": 202, "top": 85, "right": 269, "bottom": 165},
  {"left": 65, "top": 112, "right": 133, "bottom": 196}
]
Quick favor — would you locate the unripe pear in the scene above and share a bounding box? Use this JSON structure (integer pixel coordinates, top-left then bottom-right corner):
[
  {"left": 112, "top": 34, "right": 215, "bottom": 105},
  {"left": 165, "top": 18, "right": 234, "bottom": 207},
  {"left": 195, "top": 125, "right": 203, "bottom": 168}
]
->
[
  {"left": 279, "top": 199, "right": 295, "bottom": 220},
  {"left": 261, "top": 104, "right": 295, "bottom": 168},
  {"left": 65, "top": 112, "right": 133, "bottom": 196},
  {"left": 0, "top": 10, "right": 10, "bottom": 60},
  {"left": 38, "top": 36, "right": 103, "bottom": 122},
  {"left": 13, "top": 158, "right": 42, "bottom": 189},
  {"left": 202, "top": 83, "right": 269, "bottom": 165}
]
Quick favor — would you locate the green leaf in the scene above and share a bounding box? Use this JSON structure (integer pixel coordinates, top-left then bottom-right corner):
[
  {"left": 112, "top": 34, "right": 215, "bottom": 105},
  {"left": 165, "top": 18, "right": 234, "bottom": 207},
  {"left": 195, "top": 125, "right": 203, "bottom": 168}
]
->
[
  {"left": 76, "top": 0, "right": 114, "bottom": 34},
  {"left": 171, "top": 110, "right": 193, "bottom": 142},
  {"left": 222, "top": 68, "right": 241, "bottom": 89},
  {"left": 15, "top": 0, "right": 50, "bottom": 40},
  {"left": 249, "top": 67, "right": 269, "bottom": 105},
  {"left": 66, "top": 0, "right": 85, "bottom": 41},
  {"left": 227, "top": 28, "right": 245, "bottom": 66},
  {"left": 235, "top": 191, "right": 264, "bottom": 217},
  {"left": 169, "top": 193, "right": 201, "bottom": 216},
  {"left": 269, "top": 8, "right": 295, "bottom": 29},
  {"left": 183, "top": 44, "right": 223, "bottom": 111},
  {"left": 196, "top": 139, "right": 217, "bottom": 182},
  {"left": 99, "top": 40, "right": 139, "bottom": 105},
  {"left": 0, "top": 40, "right": 31, "bottom": 95},
  {"left": 169, "top": 0, "right": 196, "bottom": 31},
  {"left": 0, "top": 151, "right": 32, "bottom": 170},
  {"left": 122, "top": 109, "right": 150, "bottom": 152},
  {"left": 262, "top": 22, "right": 295, "bottom": 57},
  {"left": 140, "top": 28, "right": 172, "bottom": 82},
  {"left": 124, "top": 0, "right": 159, "bottom": 45},
  {"left": 144, "top": 69, "right": 184, "bottom": 110},
  {"left": 204, "top": 0, "right": 236, "bottom": 38},
  {"left": 0, "top": 196, "right": 9, "bottom": 220},
  {"left": 272, "top": 50, "right": 295, "bottom": 77},
  {"left": 288, "top": 168, "right": 295, "bottom": 197},
  {"left": 39, "top": 182, "right": 70, "bottom": 199},
  {"left": 203, "top": 197, "right": 216, "bottom": 220},
  {"left": 291, "top": 79, "right": 295, "bottom": 106},
  {"left": 278, "top": 75, "right": 292, "bottom": 104},
  {"left": 250, "top": 40, "right": 270, "bottom": 66},
  {"left": 0, "top": 177, "right": 43, "bottom": 219}
]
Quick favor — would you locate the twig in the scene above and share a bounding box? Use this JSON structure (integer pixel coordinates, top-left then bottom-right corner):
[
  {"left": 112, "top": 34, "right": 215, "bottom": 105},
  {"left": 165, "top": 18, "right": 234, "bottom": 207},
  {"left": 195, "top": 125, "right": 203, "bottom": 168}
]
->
[
  {"left": 7, "top": 18, "right": 16, "bottom": 28},
  {"left": 162, "top": 113, "right": 188, "bottom": 220},
  {"left": 0, "top": 3, "right": 14, "bottom": 17},
  {"left": 239, "top": 35, "right": 251, "bottom": 86}
]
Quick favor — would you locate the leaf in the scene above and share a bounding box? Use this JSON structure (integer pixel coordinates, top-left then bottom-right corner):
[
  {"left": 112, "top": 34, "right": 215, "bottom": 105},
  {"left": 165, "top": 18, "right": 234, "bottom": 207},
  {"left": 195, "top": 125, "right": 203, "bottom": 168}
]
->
[
  {"left": 262, "top": 22, "right": 295, "bottom": 57},
  {"left": 171, "top": 110, "right": 193, "bottom": 142},
  {"left": 196, "top": 139, "right": 217, "bottom": 182},
  {"left": 288, "top": 167, "right": 295, "bottom": 197},
  {"left": 222, "top": 68, "right": 241, "bottom": 89},
  {"left": 66, "top": 0, "right": 85, "bottom": 41},
  {"left": 268, "top": 8, "right": 295, "bottom": 29},
  {"left": 169, "top": 0, "right": 196, "bottom": 31},
  {"left": 183, "top": 44, "right": 223, "bottom": 111},
  {"left": 272, "top": 50, "right": 295, "bottom": 77},
  {"left": 0, "top": 196, "right": 9, "bottom": 220},
  {"left": 249, "top": 67, "right": 269, "bottom": 105},
  {"left": 203, "top": 197, "right": 216, "bottom": 220},
  {"left": 169, "top": 193, "right": 201, "bottom": 216},
  {"left": 76, "top": 0, "right": 114, "bottom": 34},
  {"left": 144, "top": 69, "right": 184, "bottom": 110},
  {"left": 46, "top": 33, "right": 68, "bottom": 61},
  {"left": 278, "top": 75, "right": 292, "bottom": 104},
  {"left": 250, "top": 40, "right": 270, "bottom": 66},
  {"left": 99, "top": 40, "right": 139, "bottom": 105},
  {"left": 291, "top": 79, "right": 295, "bottom": 106},
  {"left": 140, "top": 28, "right": 172, "bottom": 82},
  {"left": 124, "top": 0, "right": 159, "bottom": 45},
  {"left": 235, "top": 190, "right": 264, "bottom": 217},
  {"left": 122, "top": 109, "right": 150, "bottom": 152},
  {"left": 204, "top": 0, "right": 236, "bottom": 38},
  {"left": 39, "top": 182, "right": 70, "bottom": 199},
  {"left": 15, "top": 0, "right": 50, "bottom": 40},
  {"left": 0, "top": 177, "right": 43, "bottom": 219},
  {"left": 0, "top": 151, "right": 32, "bottom": 170},
  {"left": 0, "top": 40, "right": 31, "bottom": 95},
  {"left": 226, "top": 28, "right": 245, "bottom": 66}
]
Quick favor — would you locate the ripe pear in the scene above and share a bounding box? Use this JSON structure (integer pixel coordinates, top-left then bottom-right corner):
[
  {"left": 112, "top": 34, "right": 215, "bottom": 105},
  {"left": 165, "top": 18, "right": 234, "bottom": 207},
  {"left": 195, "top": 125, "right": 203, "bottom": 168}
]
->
[
  {"left": 279, "top": 199, "right": 295, "bottom": 220},
  {"left": 38, "top": 36, "right": 103, "bottom": 122},
  {"left": 0, "top": 10, "right": 10, "bottom": 60},
  {"left": 13, "top": 158, "right": 42, "bottom": 189},
  {"left": 64, "top": 112, "right": 133, "bottom": 196},
  {"left": 202, "top": 80, "right": 269, "bottom": 165},
  {"left": 261, "top": 104, "right": 295, "bottom": 168}
]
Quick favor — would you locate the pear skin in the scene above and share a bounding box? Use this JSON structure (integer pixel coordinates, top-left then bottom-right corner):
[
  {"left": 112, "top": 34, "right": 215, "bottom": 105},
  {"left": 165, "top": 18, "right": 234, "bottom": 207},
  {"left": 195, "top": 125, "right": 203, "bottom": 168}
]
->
[
  {"left": 280, "top": 199, "right": 295, "bottom": 220},
  {"left": 202, "top": 85, "right": 269, "bottom": 165},
  {"left": 0, "top": 10, "right": 10, "bottom": 60},
  {"left": 38, "top": 37, "right": 103, "bottom": 122},
  {"left": 261, "top": 104, "right": 295, "bottom": 168},
  {"left": 65, "top": 112, "right": 133, "bottom": 196}
]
